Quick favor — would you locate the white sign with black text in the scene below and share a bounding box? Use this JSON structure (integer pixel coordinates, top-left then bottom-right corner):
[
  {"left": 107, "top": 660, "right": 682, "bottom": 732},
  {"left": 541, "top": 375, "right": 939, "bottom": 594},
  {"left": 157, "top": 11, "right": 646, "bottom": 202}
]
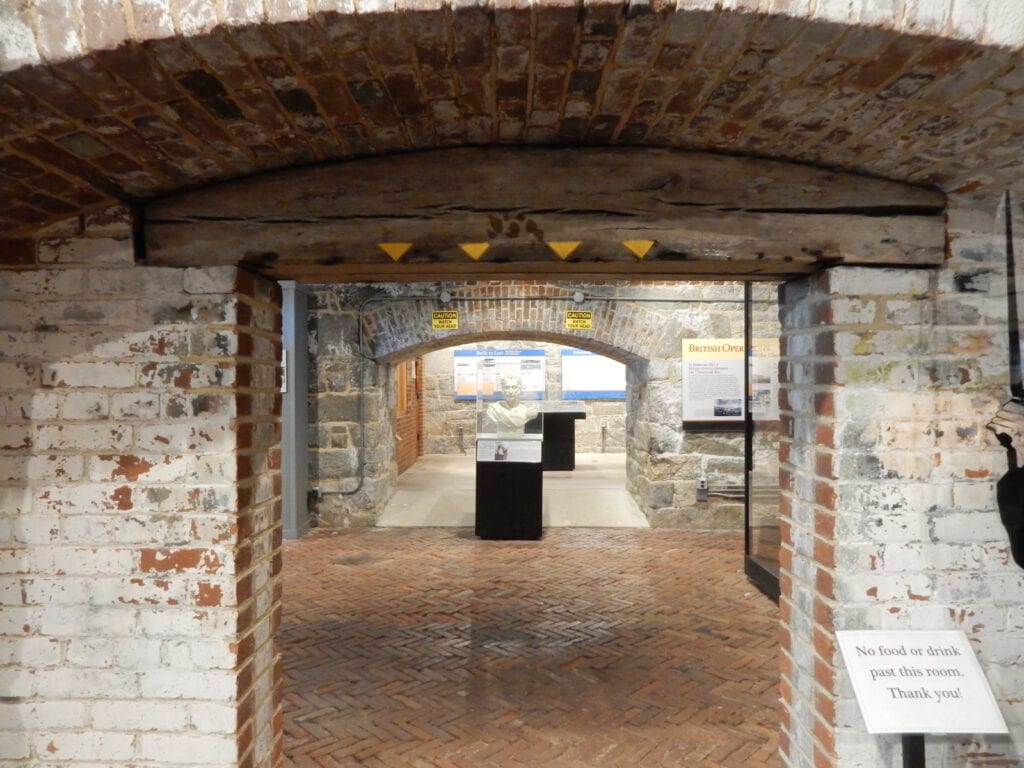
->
[
  {"left": 476, "top": 439, "right": 542, "bottom": 464},
  {"left": 836, "top": 630, "right": 1008, "bottom": 735}
]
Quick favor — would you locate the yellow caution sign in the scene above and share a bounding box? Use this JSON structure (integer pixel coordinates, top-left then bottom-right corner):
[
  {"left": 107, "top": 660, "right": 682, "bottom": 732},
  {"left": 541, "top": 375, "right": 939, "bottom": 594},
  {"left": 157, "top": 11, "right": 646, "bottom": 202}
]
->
[
  {"left": 459, "top": 243, "right": 490, "bottom": 260},
  {"left": 378, "top": 242, "right": 412, "bottom": 261},
  {"left": 565, "top": 310, "right": 593, "bottom": 330},
  {"left": 548, "top": 241, "right": 581, "bottom": 259},
  {"left": 431, "top": 310, "right": 459, "bottom": 330},
  {"left": 623, "top": 240, "right": 655, "bottom": 259}
]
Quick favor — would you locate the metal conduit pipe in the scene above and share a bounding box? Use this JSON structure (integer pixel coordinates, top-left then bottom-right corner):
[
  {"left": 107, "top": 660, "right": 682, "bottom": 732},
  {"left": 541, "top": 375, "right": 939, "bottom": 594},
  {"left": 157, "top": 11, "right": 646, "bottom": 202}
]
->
[{"left": 315, "top": 293, "right": 435, "bottom": 497}]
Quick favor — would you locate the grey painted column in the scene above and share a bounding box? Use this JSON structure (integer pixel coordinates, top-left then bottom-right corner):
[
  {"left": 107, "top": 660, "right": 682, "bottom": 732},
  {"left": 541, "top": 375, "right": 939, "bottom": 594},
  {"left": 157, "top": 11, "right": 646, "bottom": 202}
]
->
[{"left": 280, "top": 281, "right": 311, "bottom": 539}]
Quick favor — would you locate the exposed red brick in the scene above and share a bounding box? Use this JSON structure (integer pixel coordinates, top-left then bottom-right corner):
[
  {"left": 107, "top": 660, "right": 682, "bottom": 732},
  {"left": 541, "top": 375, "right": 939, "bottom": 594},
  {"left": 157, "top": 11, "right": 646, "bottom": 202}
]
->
[
  {"left": 814, "top": 480, "right": 837, "bottom": 509},
  {"left": 236, "top": 542, "right": 253, "bottom": 573},
  {"left": 812, "top": 725, "right": 836, "bottom": 767},
  {"left": 236, "top": 455, "right": 252, "bottom": 478},
  {"left": 236, "top": 659, "right": 254, "bottom": 701},
  {"left": 232, "top": 632, "right": 257, "bottom": 668},
  {"left": 814, "top": 688, "right": 836, "bottom": 724},
  {"left": 236, "top": 572, "right": 253, "bottom": 604},
  {"left": 811, "top": 659, "right": 835, "bottom": 696},
  {"left": 814, "top": 424, "right": 834, "bottom": 448},
  {"left": 814, "top": 392, "right": 834, "bottom": 417},
  {"left": 813, "top": 597, "right": 834, "bottom": 634},
  {"left": 236, "top": 422, "right": 254, "bottom": 449},
  {"left": 195, "top": 581, "right": 224, "bottom": 607},
  {"left": 815, "top": 568, "right": 835, "bottom": 600},
  {"left": 814, "top": 331, "right": 835, "bottom": 357},
  {"left": 916, "top": 39, "right": 975, "bottom": 72},
  {"left": 778, "top": 544, "right": 793, "bottom": 572},
  {"left": 813, "top": 538, "right": 835, "bottom": 569},
  {"left": 953, "top": 179, "right": 986, "bottom": 194},
  {"left": 106, "top": 454, "right": 154, "bottom": 481},
  {"left": 779, "top": 518, "right": 793, "bottom": 545},
  {"left": 813, "top": 511, "right": 836, "bottom": 539},
  {"left": 236, "top": 689, "right": 255, "bottom": 730},
  {"left": 140, "top": 548, "right": 224, "bottom": 574},
  {"left": 815, "top": 451, "right": 834, "bottom": 480},
  {"left": 779, "top": 676, "right": 793, "bottom": 705},
  {"left": 236, "top": 721, "right": 254, "bottom": 760},
  {"left": 111, "top": 485, "right": 133, "bottom": 510},
  {"left": 812, "top": 624, "right": 835, "bottom": 662}
]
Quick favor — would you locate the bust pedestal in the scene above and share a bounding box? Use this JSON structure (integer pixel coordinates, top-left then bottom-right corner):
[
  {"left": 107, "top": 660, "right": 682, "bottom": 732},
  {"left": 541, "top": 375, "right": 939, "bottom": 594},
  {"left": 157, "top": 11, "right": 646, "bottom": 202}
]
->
[{"left": 474, "top": 437, "right": 542, "bottom": 540}]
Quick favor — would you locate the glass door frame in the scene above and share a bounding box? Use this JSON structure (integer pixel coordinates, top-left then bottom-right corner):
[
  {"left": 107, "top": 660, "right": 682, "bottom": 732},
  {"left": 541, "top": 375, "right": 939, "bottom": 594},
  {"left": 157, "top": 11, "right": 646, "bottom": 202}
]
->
[{"left": 744, "top": 282, "right": 781, "bottom": 603}]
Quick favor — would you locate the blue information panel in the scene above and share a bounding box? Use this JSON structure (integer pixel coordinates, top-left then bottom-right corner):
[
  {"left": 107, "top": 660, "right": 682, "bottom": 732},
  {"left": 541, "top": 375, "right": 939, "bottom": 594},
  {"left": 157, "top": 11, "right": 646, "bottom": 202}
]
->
[
  {"left": 561, "top": 349, "right": 625, "bottom": 399},
  {"left": 454, "top": 349, "right": 545, "bottom": 401}
]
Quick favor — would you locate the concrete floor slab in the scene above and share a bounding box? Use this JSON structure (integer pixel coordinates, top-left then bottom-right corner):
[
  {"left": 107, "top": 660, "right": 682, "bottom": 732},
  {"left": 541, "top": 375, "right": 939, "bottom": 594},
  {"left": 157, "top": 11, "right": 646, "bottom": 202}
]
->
[{"left": 378, "top": 453, "right": 649, "bottom": 528}]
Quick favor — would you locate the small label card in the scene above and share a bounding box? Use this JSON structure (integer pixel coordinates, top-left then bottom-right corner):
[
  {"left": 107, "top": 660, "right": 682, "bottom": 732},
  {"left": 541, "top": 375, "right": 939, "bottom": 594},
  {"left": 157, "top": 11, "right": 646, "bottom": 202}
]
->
[
  {"left": 476, "top": 439, "right": 542, "bottom": 464},
  {"left": 836, "top": 630, "right": 1008, "bottom": 735}
]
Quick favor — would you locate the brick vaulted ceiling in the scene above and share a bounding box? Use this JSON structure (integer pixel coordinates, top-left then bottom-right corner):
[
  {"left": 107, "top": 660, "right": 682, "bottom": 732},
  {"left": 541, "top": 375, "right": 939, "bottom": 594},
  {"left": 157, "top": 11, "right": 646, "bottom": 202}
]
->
[{"left": 2, "top": 2, "right": 1023, "bottom": 274}]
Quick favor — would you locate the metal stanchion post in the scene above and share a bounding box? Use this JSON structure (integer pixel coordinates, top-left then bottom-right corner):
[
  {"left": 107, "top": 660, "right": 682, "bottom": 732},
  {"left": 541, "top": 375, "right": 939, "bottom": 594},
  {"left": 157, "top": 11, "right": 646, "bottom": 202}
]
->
[{"left": 902, "top": 734, "right": 925, "bottom": 768}]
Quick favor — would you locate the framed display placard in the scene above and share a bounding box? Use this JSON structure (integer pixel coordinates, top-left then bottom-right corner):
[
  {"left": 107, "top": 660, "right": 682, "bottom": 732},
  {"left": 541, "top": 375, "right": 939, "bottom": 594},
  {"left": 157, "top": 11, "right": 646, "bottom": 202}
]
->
[
  {"left": 682, "top": 338, "right": 745, "bottom": 425},
  {"left": 682, "top": 338, "right": 779, "bottom": 427}
]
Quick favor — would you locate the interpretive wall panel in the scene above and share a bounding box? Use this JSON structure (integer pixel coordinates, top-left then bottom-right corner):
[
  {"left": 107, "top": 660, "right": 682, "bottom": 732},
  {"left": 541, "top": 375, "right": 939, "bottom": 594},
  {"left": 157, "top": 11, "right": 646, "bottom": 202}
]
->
[
  {"left": 561, "top": 349, "right": 626, "bottom": 399},
  {"left": 455, "top": 349, "right": 544, "bottom": 401}
]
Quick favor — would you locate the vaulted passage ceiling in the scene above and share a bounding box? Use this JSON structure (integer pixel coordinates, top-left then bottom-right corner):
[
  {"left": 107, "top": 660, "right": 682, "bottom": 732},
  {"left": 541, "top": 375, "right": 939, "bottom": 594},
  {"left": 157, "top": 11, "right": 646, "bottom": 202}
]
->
[{"left": 2, "top": 4, "right": 1022, "bottom": 269}]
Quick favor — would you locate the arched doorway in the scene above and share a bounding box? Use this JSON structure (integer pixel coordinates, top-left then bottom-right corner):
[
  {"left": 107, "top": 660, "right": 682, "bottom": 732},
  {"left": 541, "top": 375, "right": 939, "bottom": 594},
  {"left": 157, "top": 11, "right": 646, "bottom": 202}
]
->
[{"left": 4, "top": 3, "right": 1023, "bottom": 765}]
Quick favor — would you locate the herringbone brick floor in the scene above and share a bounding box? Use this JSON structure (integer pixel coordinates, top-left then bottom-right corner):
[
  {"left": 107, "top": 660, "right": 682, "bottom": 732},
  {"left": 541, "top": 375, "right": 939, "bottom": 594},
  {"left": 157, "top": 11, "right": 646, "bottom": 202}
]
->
[{"left": 279, "top": 528, "right": 781, "bottom": 767}]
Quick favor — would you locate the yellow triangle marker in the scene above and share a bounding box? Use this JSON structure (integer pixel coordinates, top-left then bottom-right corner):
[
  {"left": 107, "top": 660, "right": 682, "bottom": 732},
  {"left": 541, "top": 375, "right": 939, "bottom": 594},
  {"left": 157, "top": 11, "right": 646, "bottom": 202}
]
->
[
  {"left": 378, "top": 243, "right": 412, "bottom": 261},
  {"left": 623, "top": 240, "right": 655, "bottom": 259},
  {"left": 548, "top": 241, "right": 581, "bottom": 260},
  {"left": 459, "top": 243, "right": 490, "bottom": 260}
]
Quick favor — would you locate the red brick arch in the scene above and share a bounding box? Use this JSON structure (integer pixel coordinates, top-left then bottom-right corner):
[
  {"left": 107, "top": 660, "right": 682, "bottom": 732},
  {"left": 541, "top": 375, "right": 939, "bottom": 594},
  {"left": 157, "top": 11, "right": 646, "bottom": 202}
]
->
[
  {"left": 5, "top": 3, "right": 1024, "bottom": 768},
  {"left": 3, "top": 0, "right": 1024, "bottom": 246},
  {"left": 359, "top": 287, "right": 674, "bottom": 365}
]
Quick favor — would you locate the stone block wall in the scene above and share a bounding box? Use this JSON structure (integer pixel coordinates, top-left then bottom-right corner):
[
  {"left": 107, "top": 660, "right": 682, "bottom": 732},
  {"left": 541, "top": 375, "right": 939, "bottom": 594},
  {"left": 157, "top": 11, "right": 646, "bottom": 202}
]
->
[
  {"left": 0, "top": 210, "right": 283, "bottom": 768},
  {"left": 778, "top": 198, "right": 1024, "bottom": 767},
  {"left": 307, "top": 280, "right": 761, "bottom": 529},
  {"left": 306, "top": 286, "right": 393, "bottom": 528}
]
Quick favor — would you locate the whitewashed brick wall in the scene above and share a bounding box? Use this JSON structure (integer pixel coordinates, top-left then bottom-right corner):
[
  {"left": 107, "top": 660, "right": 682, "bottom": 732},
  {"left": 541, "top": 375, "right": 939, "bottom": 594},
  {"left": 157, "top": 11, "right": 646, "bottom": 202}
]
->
[
  {"left": 0, "top": 210, "right": 283, "bottom": 767},
  {"left": 778, "top": 196, "right": 1024, "bottom": 768}
]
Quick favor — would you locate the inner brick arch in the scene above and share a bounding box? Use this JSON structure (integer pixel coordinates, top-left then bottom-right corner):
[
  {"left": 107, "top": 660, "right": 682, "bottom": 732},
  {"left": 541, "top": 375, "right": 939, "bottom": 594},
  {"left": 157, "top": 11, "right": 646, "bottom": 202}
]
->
[
  {"left": 386, "top": 330, "right": 642, "bottom": 366},
  {"left": 358, "top": 287, "right": 671, "bottom": 365}
]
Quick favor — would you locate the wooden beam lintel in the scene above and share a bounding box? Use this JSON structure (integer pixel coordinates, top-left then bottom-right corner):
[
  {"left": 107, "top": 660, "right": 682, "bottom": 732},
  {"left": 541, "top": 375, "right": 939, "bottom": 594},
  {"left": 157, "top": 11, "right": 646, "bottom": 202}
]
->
[{"left": 248, "top": 259, "right": 823, "bottom": 284}]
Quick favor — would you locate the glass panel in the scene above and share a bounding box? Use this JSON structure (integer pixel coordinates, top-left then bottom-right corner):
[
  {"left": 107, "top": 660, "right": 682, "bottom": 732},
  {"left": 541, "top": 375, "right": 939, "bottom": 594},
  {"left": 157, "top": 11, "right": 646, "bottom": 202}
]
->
[
  {"left": 745, "top": 282, "right": 782, "bottom": 599},
  {"left": 475, "top": 354, "right": 543, "bottom": 438},
  {"left": 474, "top": 352, "right": 543, "bottom": 465}
]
